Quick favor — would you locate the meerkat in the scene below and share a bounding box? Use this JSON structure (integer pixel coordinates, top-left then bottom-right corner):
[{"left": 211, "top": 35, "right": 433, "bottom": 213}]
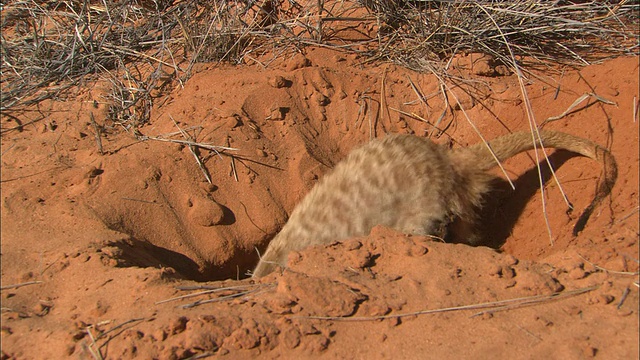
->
[{"left": 252, "top": 130, "right": 617, "bottom": 278}]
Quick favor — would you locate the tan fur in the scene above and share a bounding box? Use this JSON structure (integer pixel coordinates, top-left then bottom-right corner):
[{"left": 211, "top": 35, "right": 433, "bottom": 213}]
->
[{"left": 252, "top": 130, "right": 617, "bottom": 277}]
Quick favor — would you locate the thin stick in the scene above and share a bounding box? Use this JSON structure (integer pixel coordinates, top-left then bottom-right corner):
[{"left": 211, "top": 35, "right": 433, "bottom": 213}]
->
[
  {"left": 1, "top": 143, "right": 16, "bottom": 157},
  {"left": 239, "top": 201, "right": 268, "bottom": 234},
  {"left": 181, "top": 286, "right": 270, "bottom": 309},
  {"left": 433, "top": 82, "right": 449, "bottom": 135},
  {"left": 296, "top": 286, "right": 597, "bottom": 321},
  {"left": 615, "top": 206, "right": 639, "bottom": 224},
  {"left": 368, "top": 97, "right": 374, "bottom": 140},
  {"left": 89, "top": 112, "right": 104, "bottom": 155},
  {"left": 516, "top": 325, "right": 543, "bottom": 341},
  {"left": 144, "top": 137, "right": 238, "bottom": 152},
  {"left": 388, "top": 107, "right": 456, "bottom": 139},
  {"left": 379, "top": 67, "right": 389, "bottom": 135},
  {"left": 355, "top": 94, "right": 367, "bottom": 130},
  {"left": 0, "top": 281, "right": 43, "bottom": 290},
  {"left": 151, "top": 126, "right": 204, "bottom": 138},
  {"left": 228, "top": 138, "right": 239, "bottom": 182},
  {"left": 541, "top": 93, "right": 616, "bottom": 125},
  {"left": 169, "top": 115, "right": 211, "bottom": 184},
  {"left": 97, "top": 318, "right": 145, "bottom": 340},
  {"left": 251, "top": 247, "right": 286, "bottom": 276},
  {"left": 406, "top": 75, "right": 430, "bottom": 117},
  {"left": 85, "top": 326, "right": 104, "bottom": 360},
  {"left": 316, "top": 0, "right": 324, "bottom": 41},
  {"left": 578, "top": 254, "right": 640, "bottom": 276},
  {"left": 155, "top": 284, "right": 265, "bottom": 305},
  {"left": 617, "top": 287, "right": 630, "bottom": 309},
  {"left": 121, "top": 197, "right": 159, "bottom": 204},
  {"left": 553, "top": 70, "right": 564, "bottom": 100}
]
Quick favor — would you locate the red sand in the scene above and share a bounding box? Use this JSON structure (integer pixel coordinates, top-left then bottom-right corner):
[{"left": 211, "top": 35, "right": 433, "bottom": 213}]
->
[{"left": 1, "top": 48, "right": 638, "bottom": 359}]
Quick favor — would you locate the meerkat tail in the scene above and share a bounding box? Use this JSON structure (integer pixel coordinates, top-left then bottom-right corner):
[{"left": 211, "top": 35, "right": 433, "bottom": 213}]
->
[{"left": 454, "top": 130, "right": 618, "bottom": 235}]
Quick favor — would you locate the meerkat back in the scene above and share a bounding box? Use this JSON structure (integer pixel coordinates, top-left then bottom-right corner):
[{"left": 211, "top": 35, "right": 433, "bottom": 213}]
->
[
  {"left": 252, "top": 130, "right": 616, "bottom": 277},
  {"left": 252, "top": 134, "right": 473, "bottom": 277}
]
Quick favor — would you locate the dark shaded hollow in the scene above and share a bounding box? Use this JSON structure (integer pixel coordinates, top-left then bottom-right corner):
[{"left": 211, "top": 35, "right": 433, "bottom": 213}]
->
[{"left": 471, "top": 150, "right": 578, "bottom": 249}]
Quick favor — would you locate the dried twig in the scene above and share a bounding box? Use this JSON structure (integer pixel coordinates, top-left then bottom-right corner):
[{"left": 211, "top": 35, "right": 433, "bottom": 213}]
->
[
  {"left": 541, "top": 93, "right": 617, "bottom": 125},
  {"left": 617, "top": 287, "right": 630, "bottom": 309},
  {"left": 578, "top": 253, "right": 640, "bottom": 276},
  {"left": 89, "top": 112, "right": 104, "bottom": 155},
  {"left": 388, "top": 107, "right": 456, "bottom": 140},
  {"left": 0, "top": 281, "right": 43, "bottom": 290},
  {"left": 615, "top": 206, "right": 640, "bottom": 224},
  {"left": 228, "top": 138, "right": 239, "bottom": 182},
  {"left": 155, "top": 284, "right": 266, "bottom": 305},
  {"left": 296, "top": 286, "right": 597, "bottom": 321},
  {"left": 85, "top": 325, "right": 104, "bottom": 360},
  {"left": 180, "top": 284, "right": 274, "bottom": 309},
  {"left": 169, "top": 115, "right": 212, "bottom": 184},
  {"left": 143, "top": 136, "right": 238, "bottom": 153}
]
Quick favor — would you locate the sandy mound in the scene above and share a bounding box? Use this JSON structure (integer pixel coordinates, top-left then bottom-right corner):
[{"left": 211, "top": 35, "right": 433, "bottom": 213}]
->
[{"left": 1, "top": 48, "right": 638, "bottom": 359}]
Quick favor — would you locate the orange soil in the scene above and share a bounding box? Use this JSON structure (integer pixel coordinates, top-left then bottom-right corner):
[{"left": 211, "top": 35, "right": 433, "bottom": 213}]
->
[{"left": 1, "top": 49, "right": 638, "bottom": 359}]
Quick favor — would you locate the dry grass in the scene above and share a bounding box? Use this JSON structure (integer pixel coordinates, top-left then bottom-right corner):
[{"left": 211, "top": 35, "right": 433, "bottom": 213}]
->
[
  {"left": 363, "top": 0, "right": 639, "bottom": 73},
  {"left": 0, "top": 0, "right": 287, "bottom": 128},
  {"left": 1, "top": 0, "right": 638, "bottom": 130}
]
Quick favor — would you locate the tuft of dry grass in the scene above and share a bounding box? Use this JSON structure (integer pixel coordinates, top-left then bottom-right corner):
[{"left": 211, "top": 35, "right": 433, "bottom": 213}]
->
[
  {"left": 0, "top": 0, "right": 317, "bottom": 127},
  {"left": 363, "top": 0, "right": 639, "bottom": 74}
]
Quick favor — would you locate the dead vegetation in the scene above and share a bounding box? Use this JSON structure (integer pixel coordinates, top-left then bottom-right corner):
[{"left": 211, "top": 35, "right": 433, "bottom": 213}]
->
[
  {"left": 360, "top": 0, "right": 639, "bottom": 71},
  {"left": 1, "top": 0, "right": 638, "bottom": 129}
]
